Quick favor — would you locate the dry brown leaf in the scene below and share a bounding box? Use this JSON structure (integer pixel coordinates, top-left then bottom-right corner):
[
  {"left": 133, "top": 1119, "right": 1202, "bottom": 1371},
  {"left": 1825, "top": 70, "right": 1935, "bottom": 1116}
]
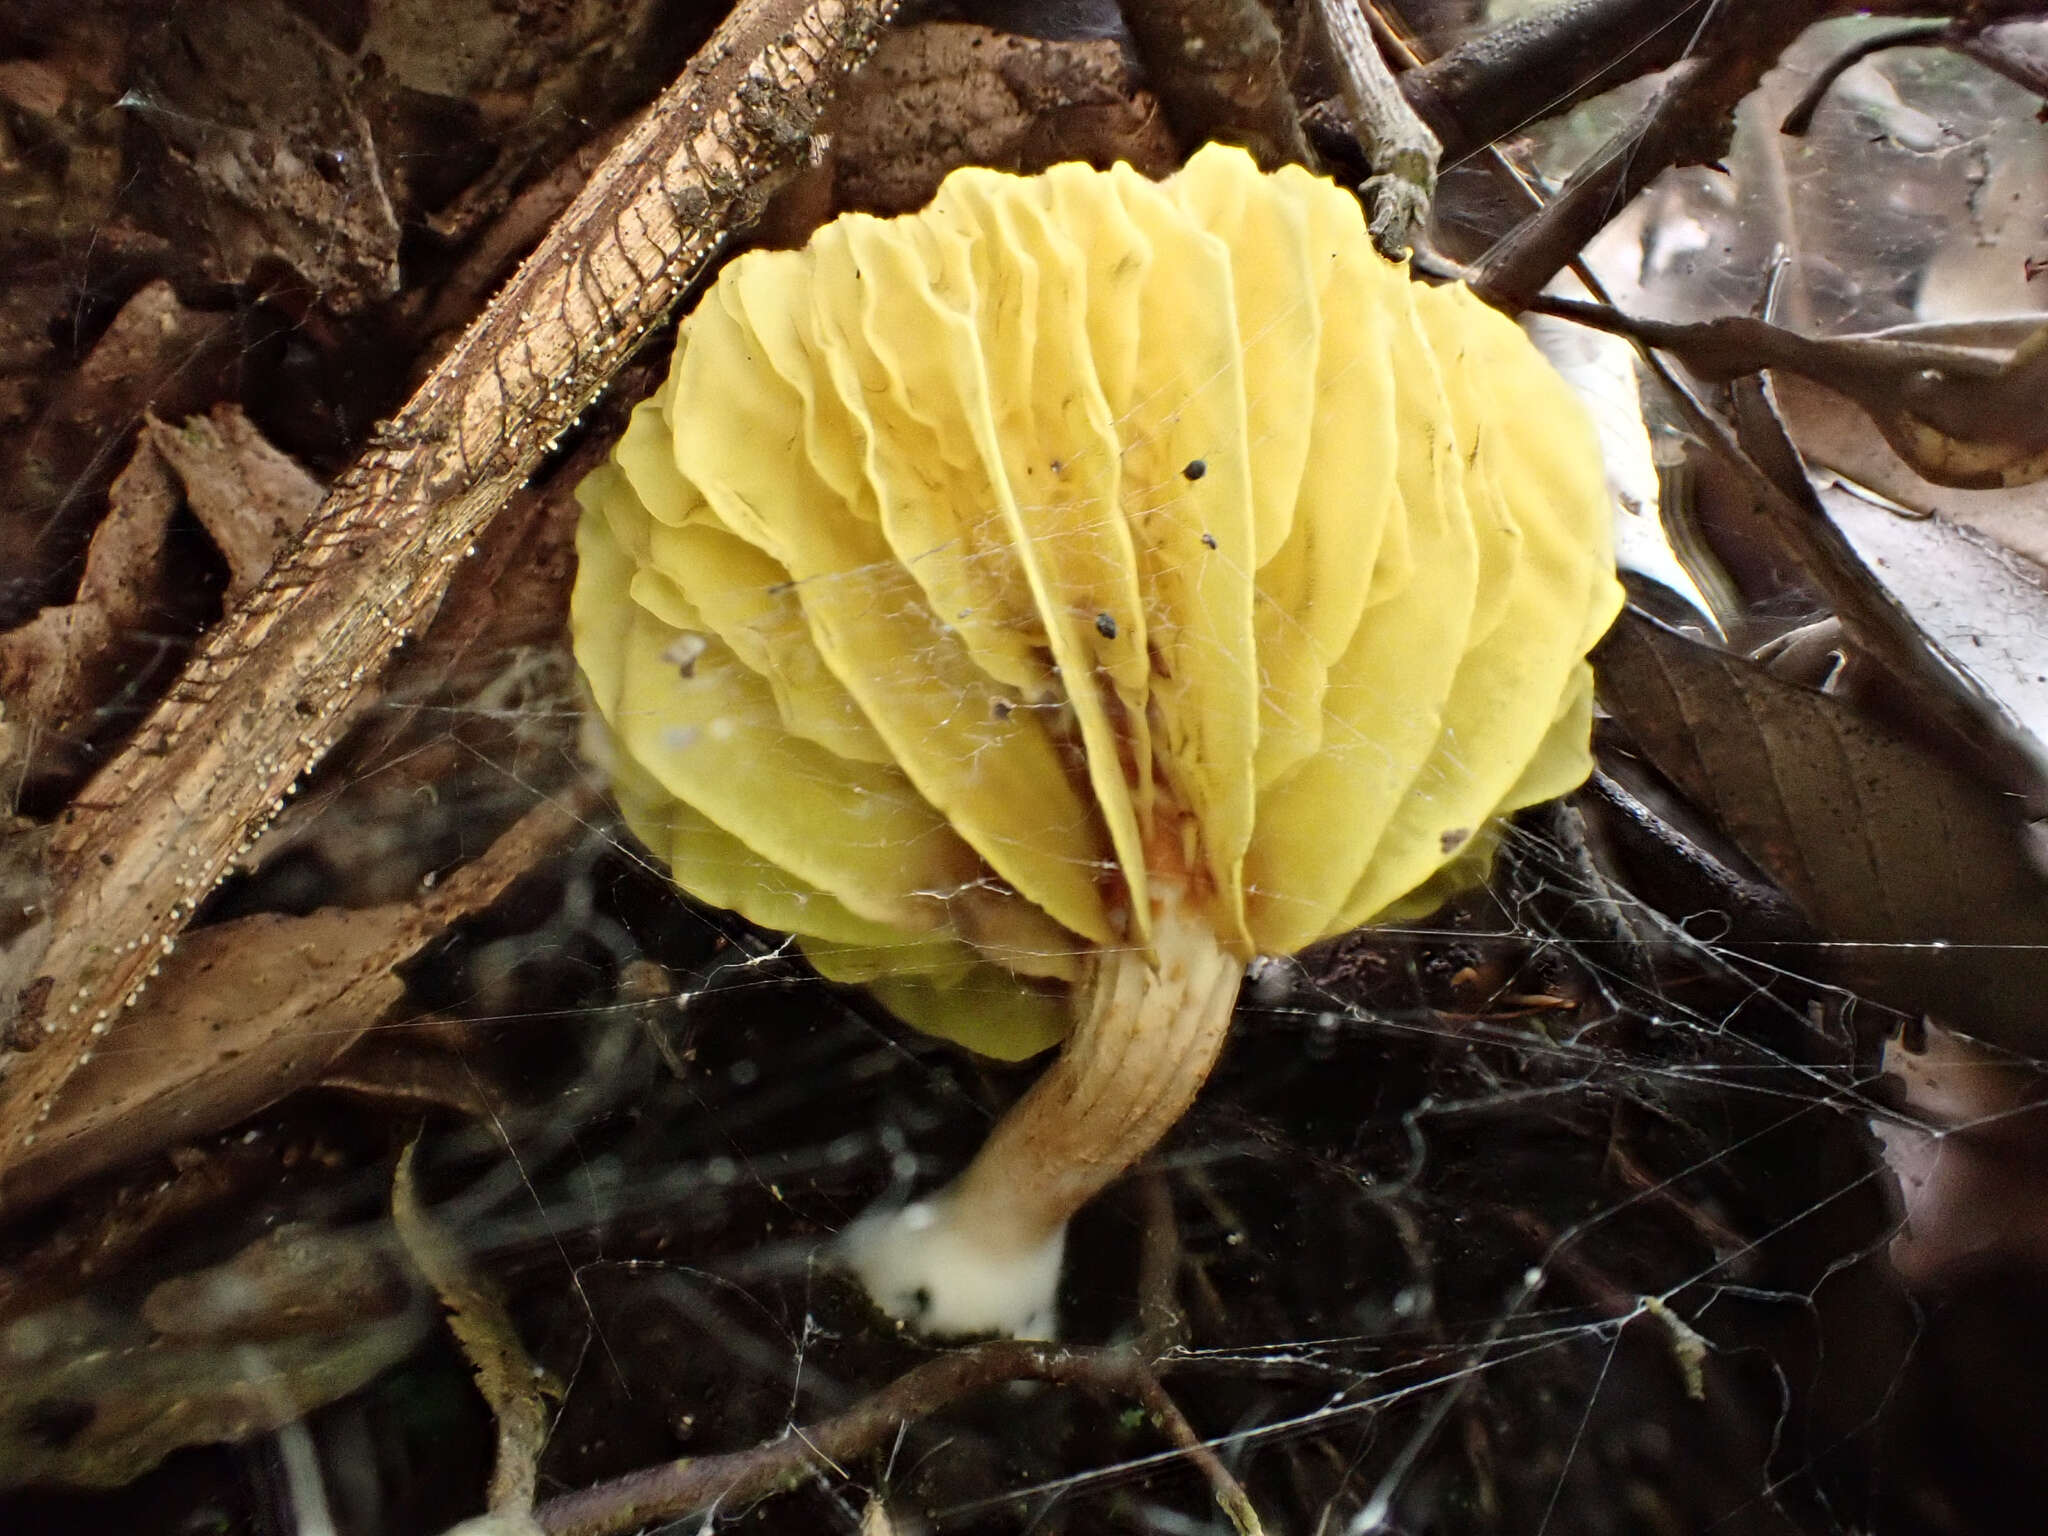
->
[
  {"left": 142, "top": 1222, "right": 412, "bottom": 1344},
  {"left": 0, "top": 437, "right": 180, "bottom": 743},
  {"left": 1878, "top": 1021, "right": 2048, "bottom": 1285},
  {"left": 315, "top": 1032, "right": 506, "bottom": 1119},
  {"left": 1597, "top": 610, "right": 2048, "bottom": 1053},
  {"left": 0, "top": 12, "right": 144, "bottom": 434},
  {"left": 3, "top": 1223, "right": 416, "bottom": 1492},
  {"left": 0, "top": 790, "right": 587, "bottom": 1212},
  {"left": 0, "top": 1126, "right": 318, "bottom": 1327},
  {"left": 146, "top": 404, "right": 324, "bottom": 597},
  {"left": 0, "top": 280, "right": 235, "bottom": 626},
  {"left": 126, "top": 0, "right": 400, "bottom": 310}
]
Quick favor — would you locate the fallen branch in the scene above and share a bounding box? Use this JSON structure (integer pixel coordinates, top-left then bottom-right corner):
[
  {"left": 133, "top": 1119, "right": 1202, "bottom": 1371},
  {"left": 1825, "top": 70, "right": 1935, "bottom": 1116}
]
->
[
  {"left": 0, "top": 0, "right": 900, "bottom": 1183},
  {"left": 1399, "top": 1, "right": 2048, "bottom": 168},
  {"left": 1397, "top": 0, "right": 1694, "bottom": 165}
]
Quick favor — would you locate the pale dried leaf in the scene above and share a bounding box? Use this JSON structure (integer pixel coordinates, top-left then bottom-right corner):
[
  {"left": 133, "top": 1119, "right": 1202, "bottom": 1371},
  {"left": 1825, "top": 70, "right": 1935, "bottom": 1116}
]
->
[
  {"left": 1816, "top": 480, "right": 2048, "bottom": 760},
  {"left": 1774, "top": 366, "right": 2048, "bottom": 569},
  {"left": 0, "top": 1297, "right": 422, "bottom": 1490}
]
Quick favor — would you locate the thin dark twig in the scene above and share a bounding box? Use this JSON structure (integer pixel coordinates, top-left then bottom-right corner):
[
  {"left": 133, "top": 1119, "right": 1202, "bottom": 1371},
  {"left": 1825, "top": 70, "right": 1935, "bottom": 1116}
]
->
[
  {"left": 532, "top": 1340, "right": 1262, "bottom": 1536},
  {"left": 1133, "top": 1170, "right": 1190, "bottom": 1356},
  {"left": 1468, "top": 55, "right": 1715, "bottom": 312},
  {"left": 1960, "top": 23, "right": 2048, "bottom": 103},
  {"left": 1779, "top": 19, "right": 1952, "bottom": 136}
]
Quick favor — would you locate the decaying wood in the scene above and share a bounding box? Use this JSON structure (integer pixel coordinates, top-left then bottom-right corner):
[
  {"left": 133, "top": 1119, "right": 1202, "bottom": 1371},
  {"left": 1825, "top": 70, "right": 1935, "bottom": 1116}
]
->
[
  {"left": 823, "top": 21, "right": 1177, "bottom": 215},
  {"left": 1115, "top": 0, "right": 1313, "bottom": 169},
  {"left": 0, "top": 0, "right": 901, "bottom": 1191}
]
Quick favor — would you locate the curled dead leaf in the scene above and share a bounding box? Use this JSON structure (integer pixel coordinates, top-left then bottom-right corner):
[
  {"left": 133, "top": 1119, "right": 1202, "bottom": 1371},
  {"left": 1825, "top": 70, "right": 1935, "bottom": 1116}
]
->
[
  {"left": 0, "top": 1227, "right": 421, "bottom": 1490},
  {"left": 1772, "top": 352, "right": 2048, "bottom": 571},
  {"left": 0, "top": 280, "right": 235, "bottom": 628},
  {"left": 145, "top": 404, "right": 323, "bottom": 597},
  {"left": 0, "top": 437, "right": 181, "bottom": 782},
  {"left": 0, "top": 405, "right": 324, "bottom": 794}
]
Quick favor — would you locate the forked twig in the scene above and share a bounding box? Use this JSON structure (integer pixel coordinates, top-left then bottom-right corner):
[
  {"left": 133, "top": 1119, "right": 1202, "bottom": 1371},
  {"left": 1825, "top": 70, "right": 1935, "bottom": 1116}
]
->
[
  {"left": 532, "top": 1340, "right": 1262, "bottom": 1536},
  {"left": 0, "top": 0, "right": 900, "bottom": 1179}
]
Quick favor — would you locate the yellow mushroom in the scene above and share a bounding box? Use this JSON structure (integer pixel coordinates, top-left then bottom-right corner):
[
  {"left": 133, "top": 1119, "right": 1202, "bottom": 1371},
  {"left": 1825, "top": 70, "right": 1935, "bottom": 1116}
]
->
[{"left": 571, "top": 144, "right": 1622, "bottom": 1338}]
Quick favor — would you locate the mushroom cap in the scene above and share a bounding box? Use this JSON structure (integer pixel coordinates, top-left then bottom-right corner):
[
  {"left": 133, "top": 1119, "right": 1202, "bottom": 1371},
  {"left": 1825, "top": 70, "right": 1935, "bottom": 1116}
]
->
[{"left": 572, "top": 144, "right": 1622, "bottom": 1059}]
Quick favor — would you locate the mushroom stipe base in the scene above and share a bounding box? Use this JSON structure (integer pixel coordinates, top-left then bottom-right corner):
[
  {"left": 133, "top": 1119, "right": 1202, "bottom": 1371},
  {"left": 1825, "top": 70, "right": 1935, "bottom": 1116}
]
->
[{"left": 839, "top": 880, "right": 1243, "bottom": 1339}]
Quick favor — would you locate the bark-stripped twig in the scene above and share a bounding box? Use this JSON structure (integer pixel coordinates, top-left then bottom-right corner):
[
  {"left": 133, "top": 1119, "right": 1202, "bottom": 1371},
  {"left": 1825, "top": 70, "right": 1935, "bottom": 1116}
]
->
[
  {"left": 0, "top": 0, "right": 900, "bottom": 1183},
  {"left": 1311, "top": 0, "right": 1439, "bottom": 257}
]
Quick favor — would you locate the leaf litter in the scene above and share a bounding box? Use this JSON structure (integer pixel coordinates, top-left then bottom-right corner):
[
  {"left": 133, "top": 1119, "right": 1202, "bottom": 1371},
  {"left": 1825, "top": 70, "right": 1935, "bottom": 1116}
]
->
[{"left": 5, "top": 4, "right": 2048, "bottom": 1534}]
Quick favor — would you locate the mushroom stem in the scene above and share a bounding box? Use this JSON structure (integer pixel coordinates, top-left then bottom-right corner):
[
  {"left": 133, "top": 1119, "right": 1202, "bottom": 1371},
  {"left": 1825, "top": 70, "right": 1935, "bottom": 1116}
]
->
[{"left": 839, "top": 880, "right": 1244, "bottom": 1338}]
